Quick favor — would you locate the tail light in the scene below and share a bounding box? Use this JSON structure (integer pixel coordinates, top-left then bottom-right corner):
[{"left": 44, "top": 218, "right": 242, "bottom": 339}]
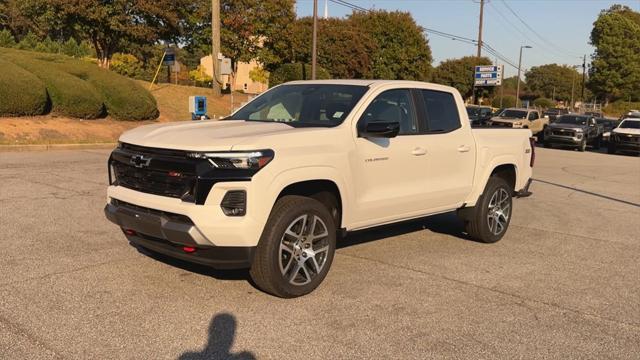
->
[{"left": 529, "top": 137, "right": 536, "bottom": 167}]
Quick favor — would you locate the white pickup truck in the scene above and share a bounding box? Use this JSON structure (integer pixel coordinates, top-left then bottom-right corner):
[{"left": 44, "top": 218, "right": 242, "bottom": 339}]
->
[{"left": 105, "top": 80, "right": 534, "bottom": 297}]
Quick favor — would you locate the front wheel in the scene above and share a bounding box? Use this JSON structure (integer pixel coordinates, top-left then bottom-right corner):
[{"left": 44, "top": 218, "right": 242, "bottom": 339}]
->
[
  {"left": 461, "top": 176, "right": 513, "bottom": 243},
  {"left": 250, "top": 195, "right": 336, "bottom": 298},
  {"left": 578, "top": 138, "right": 587, "bottom": 152}
]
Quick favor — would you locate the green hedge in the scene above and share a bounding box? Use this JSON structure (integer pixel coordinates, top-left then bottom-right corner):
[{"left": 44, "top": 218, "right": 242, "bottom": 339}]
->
[
  {"left": 492, "top": 95, "right": 516, "bottom": 108},
  {"left": 0, "top": 47, "right": 158, "bottom": 120},
  {"left": 270, "top": 63, "right": 331, "bottom": 86},
  {"left": 0, "top": 59, "right": 48, "bottom": 116}
]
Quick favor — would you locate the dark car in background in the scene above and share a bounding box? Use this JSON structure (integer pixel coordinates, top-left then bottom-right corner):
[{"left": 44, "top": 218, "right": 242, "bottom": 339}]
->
[
  {"left": 466, "top": 105, "right": 493, "bottom": 126},
  {"left": 543, "top": 108, "right": 569, "bottom": 122},
  {"left": 597, "top": 118, "right": 619, "bottom": 143},
  {"left": 543, "top": 114, "right": 603, "bottom": 151}
]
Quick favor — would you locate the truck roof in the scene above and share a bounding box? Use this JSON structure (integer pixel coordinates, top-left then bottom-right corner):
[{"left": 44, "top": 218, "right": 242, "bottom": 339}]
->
[{"left": 284, "top": 79, "right": 459, "bottom": 94}]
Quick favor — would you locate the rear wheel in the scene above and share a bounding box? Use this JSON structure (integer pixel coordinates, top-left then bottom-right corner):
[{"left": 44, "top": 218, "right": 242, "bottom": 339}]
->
[
  {"left": 250, "top": 195, "right": 336, "bottom": 298},
  {"left": 461, "top": 176, "right": 513, "bottom": 244}
]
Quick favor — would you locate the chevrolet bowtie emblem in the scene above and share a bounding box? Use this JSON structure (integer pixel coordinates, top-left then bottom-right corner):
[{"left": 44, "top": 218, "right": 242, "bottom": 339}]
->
[{"left": 130, "top": 154, "right": 151, "bottom": 168}]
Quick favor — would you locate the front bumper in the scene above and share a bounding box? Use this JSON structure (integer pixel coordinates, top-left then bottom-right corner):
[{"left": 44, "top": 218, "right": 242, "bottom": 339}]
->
[
  {"left": 545, "top": 134, "right": 583, "bottom": 146},
  {"left": 612, "top": 141, "right": 640, "bottom": 153},
  {"left": 105, "top": 200, "right": 255, "bottom": 269}
]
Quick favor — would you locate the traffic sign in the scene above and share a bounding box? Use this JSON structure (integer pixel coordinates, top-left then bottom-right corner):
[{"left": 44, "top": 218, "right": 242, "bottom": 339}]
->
[
  {"left": 474, "top": 64, "right": 503, "bottom": 86},
  {"left": 163, "top": 48, "right": 176, "bottom": 66}
]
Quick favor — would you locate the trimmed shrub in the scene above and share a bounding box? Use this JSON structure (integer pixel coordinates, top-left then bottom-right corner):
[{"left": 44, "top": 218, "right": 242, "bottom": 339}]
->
[
  {"left": 0, "top": 30, "right": 16, "bottom": 48},
  {"left": 533, "top": 97, "right": 554, "bottom": 109},
  {"left": 2, "top": 50, "right": 105, "bottom": 118},
  {"left": 0, "top": 48, "right": 158, "bottom": 120},
  {"left": 0, "top": 59, "right": 48, "bottom": 116},
  {"left": 270, "top": 63, "right": 331, "bottom": 86},
  {"left": 603, "top": 100, "right": 640, "bottom": 118},
  {"left": 492, "top": 95, "right": 516, "bottom": 108}
]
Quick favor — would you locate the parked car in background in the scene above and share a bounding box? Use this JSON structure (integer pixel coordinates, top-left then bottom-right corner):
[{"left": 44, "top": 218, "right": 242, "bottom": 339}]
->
[
  {"left": 584, "top": 111, "right": 603, "bottom": 118},
  {"left": 543, "top": 114, "right": 603, "bottom": 151},
  {"left": 543, "top": 108, "right": 569, "bottom": 122},
  {"left": 466, "top": 105, "right": 493, "bottom": 126},
  {"left": 608, "top": 118, "right": 640, "bottom": 155},
  {"left": 488, "top": 107, "right": 549, "bottom": 136},
  {"left": 621, "top": 111, "right": 640, "bottom": 120},
  {"left": 597, "top": 118, "right": 619, "bottom": 143}
]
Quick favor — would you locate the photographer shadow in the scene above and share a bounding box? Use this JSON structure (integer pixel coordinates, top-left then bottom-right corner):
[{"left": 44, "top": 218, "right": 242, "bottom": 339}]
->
[{"left": 178, "top": 313, "right": 256, "bottom": 360}]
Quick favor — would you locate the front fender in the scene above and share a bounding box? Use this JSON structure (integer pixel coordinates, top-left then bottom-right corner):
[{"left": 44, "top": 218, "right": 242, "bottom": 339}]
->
[{"left": 263, "top": 166, "right": 352, "bottom": 227}]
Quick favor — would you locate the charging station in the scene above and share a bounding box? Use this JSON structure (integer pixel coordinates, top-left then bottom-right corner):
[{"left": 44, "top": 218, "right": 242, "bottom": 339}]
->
[{"left": 189, "top": 96, "right": 208, "bottom": 120}]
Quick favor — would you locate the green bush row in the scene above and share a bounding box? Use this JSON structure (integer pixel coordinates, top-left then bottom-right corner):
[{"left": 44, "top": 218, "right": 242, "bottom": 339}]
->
[
  {"left": 0, "top": 59, "right": 49, "bottom": 116},
  {"left": 0, "top": 48, "right": 158, "bottom": 120}
]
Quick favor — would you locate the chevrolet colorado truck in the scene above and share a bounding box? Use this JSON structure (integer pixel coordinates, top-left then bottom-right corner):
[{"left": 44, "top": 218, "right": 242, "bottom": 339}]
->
[
  {"left": 543, "top": 114, "right": 603, "bottom": 151},
  {"left": 105, "top": 80, "right": 534, "bottom": 298},
  {"left": 608, "top": 118, "right": 640, "bottom": 155}
]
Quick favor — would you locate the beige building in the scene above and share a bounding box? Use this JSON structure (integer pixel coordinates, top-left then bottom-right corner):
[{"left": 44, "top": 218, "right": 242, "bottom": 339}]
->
[{"left": 200, "top": 55, "right": 268, "bottom": 94}]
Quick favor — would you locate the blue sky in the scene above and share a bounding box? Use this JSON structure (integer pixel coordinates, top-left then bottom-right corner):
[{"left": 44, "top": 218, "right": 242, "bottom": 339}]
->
[{"left": 296, "top": 0, "right": 640, "bottom": 77}]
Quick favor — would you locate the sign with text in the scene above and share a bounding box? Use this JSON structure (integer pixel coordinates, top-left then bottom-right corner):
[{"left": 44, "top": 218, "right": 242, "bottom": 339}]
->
[
  {"left": 474, "top": 65, "right": 503, "bottom": 86},
  {"left": 163, "top": 48, "right": 176, "bottom": 66}
]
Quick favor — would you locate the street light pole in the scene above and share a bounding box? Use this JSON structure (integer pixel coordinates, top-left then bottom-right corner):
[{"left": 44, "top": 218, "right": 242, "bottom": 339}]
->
[
  {"left": 211, "top": 0, "right": 221, "bottom": 96},
  {"left": 515, "top": 45, "right": 531, "bottom": 108},
  {"left": 311, "top": 0, "right": 318, "bottom": 80}
]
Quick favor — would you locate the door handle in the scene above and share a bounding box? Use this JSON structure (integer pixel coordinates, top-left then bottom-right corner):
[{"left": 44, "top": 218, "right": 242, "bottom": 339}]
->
[
  {"left": 457, "top": 145, "right": 471, "bottom": 153},
  {"left": 411, "top": 147, "right": 427, "bottom": 156}
]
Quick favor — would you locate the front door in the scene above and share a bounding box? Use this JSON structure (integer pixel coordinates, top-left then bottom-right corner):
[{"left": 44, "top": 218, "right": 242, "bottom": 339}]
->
[{"left": 351, "top": 89, "right": 431, "bottom": 226}]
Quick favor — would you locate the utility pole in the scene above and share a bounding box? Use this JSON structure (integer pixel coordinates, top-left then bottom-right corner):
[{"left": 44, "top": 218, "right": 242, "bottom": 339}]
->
[
  {"left": 311, "top": 0, "right": 318, "bottom": 80},
  {"left": 477, "top": 0, "right": 484, "bottom": 58},
  {"left": 581, "top": 54, "right": 586, "bottom": 102},
  {"left": 472, "top": 0, "right": 484, "bottom": 105},
  {"left": 211, "top": 0, "right": 221, "bottom": 96},
  {"left": 516, "top": 45, "right": 532, "bottom": 108}
]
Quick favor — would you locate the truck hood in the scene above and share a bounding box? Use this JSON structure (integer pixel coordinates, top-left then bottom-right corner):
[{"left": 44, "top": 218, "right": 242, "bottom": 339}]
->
[
  {"left": 612, "top": 128, "right": 640, "bottom": 135},
  {"left": 491, "top": 117, "right": 525, "bottom": 122},
  {"left": 119, "top": 120, "right": 299, "bottom": 151},
  {"left": 547, "top": 123, "right": 588, "bottom": 131}
]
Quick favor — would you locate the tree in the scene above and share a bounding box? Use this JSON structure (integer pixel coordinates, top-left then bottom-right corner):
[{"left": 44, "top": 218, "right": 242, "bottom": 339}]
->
[
  {"left": 589, "top": 5, "right": 640, "bottom": 102},
  {"left": 276, "top": 17, "right": 376, "bottom": 79},
  {"left": 350, "top": 10, "right": 432, "bottom": 80},
  {"left": 431, "top": 56, "right": 493, "bottom": 100},
  {"left": 533, "top": 97, "right": 554, "bottom": 109},
  {"left": 525, "top": 64, "right": 581, "bottom": 102}
]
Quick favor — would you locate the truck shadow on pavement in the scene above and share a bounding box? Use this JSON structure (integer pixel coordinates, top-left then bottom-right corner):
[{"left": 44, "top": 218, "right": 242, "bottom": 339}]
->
[
  {"left": 178, "top": 313, "right": 256, "bottom": 360},
  {"left": 338, "top": 212, "right": 470, "bottom": 249},
  {"left": 131, "top": 212, "right": 471, "bottom": 283}
]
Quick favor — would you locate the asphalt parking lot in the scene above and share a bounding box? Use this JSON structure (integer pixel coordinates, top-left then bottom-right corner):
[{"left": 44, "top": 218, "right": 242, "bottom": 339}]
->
[{"left": 1, "top": 147, "right": 639, "bottom": 359}]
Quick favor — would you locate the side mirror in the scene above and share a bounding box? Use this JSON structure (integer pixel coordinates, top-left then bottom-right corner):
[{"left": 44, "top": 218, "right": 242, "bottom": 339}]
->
[{"left": 359, "top": 121, "right": 400, "bottom": 138}]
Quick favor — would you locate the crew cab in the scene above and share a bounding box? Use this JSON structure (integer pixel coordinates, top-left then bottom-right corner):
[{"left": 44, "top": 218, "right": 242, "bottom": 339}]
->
[
  {"left": 608, "top": 118, "right": 640, "bottom": 155},
  {"left": 104, "top": 80, "right": 534, "bottom": 298},
  {"left": 488, "top": 107, "right": 549, "bottom": 135},
  {"left": 543, "top": 114, "right": 603, "bottom": 151}
]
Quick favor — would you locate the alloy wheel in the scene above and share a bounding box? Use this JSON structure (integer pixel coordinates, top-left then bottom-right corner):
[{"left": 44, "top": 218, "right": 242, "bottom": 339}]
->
[
  {"left": 487, "top": 188, "right": 511, "bottom": 236},
  {"left": 279, "top": 214, "right": 330, "bottom": 286}
]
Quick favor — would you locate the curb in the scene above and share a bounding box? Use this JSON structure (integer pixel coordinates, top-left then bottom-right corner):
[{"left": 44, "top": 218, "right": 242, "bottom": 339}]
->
[{"left": 0, "top": 143, "right": 117, "bottom": 152}]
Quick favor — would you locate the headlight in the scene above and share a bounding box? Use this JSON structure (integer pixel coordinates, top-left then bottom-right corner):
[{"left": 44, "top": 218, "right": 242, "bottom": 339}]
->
[
  {"left": 513, "top": 122, "right": 522, "bottom": 127},
  {"left": 187, "top": 150, "right": 274, "bottom": 170}
]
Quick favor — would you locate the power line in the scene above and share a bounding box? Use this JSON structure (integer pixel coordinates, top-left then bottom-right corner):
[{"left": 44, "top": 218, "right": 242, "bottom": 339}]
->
[
  {"left": 500, "top": 0, "right": 582, "bottom": 58},
  {"left": 423, "top": 28, "right": 519, "bottom": 70},
  {"left": 328, "top": 0, "right": 368, "bottom": 12}
]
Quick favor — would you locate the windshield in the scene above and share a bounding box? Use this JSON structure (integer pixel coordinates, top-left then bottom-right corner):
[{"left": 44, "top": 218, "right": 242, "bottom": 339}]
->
[
  {"left": 227, "top": 84, "right": 368, "bottom": 127},
  {"left": 466, "top": 108, "right": 480, "bottom": 116},
  {"left": 619, "top": 120, "right": 640, "bottom": 129},
  {"left": 499, "top": 110, "right": 527, "bottom": 119},
  {"left": 557, "top": 115, "right": 588, "bottom": 125}
]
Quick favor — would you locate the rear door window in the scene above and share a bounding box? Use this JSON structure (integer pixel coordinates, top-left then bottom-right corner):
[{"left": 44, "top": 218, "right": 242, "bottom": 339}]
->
[{"left": 417, "top": 90, "right": 461, "bottom": 133}]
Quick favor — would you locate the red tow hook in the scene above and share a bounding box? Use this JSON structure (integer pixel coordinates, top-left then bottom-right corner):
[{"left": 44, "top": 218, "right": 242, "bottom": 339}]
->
[
  {"left": 182, "top": 246, "right": 197, "bottom": 253},
  {"left": 124, "top": 229, "right": 137, "bottom": 236}
]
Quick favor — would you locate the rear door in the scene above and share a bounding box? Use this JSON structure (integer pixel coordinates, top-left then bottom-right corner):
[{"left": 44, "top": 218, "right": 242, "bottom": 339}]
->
[{"left": 415, "top": 89, "right": 476, "bottom": 210}]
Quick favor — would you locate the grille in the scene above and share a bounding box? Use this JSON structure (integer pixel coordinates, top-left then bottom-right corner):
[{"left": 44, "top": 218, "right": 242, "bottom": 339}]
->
[
  {"left": 111, "top": 199, "right": 193, "bottom": 224},
  {"left": 616, "top": 134, "right": 640, "bottom": 143},
  {"left": 113, "top": 162, "right": 196, "bottom": 200},
  {"left": 552, "top": 129, "right": 575, "bottom": 137}
]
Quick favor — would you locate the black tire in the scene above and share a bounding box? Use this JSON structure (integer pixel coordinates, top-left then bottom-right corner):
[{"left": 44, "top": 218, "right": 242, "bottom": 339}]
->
[
  {"left": 544, "top": 141, "right": 552, "bottom": 148},
  {"left": 250, "top": 195, "right": 336, "bottom": 298},
  {"left": 461, "top": 176, "right": 513, "bottom": 244},
  {"left": 578, "top": 138, "right": 587, "bottom": 152},
  {"left": 607, "top": 143, "right": 616, "bottom": 154}
]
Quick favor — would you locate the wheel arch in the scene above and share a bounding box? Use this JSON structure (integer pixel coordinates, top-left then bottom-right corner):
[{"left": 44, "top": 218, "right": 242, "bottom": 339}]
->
[{"left": 465, "top": 158, "right": 520, "bottom": 207}]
